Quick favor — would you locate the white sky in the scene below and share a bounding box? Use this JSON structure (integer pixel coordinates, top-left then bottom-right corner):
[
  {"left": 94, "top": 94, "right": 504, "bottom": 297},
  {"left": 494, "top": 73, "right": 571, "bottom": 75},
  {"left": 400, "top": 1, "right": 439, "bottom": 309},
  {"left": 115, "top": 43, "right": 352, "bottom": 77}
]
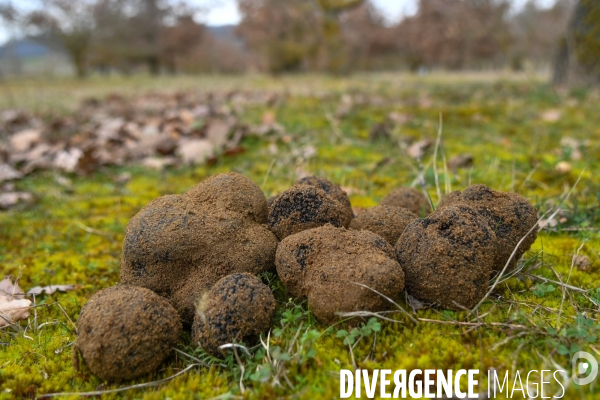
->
[{"left": 0, "top": 0, "right": 560, "bottom": 45}]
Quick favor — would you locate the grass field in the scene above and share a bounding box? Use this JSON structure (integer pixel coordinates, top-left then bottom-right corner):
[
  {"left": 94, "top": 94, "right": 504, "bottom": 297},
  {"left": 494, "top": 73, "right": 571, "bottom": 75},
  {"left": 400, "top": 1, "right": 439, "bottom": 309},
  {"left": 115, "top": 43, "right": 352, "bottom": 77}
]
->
[{"left": 1, "top": 72, "right": 600, "bottom": 399}]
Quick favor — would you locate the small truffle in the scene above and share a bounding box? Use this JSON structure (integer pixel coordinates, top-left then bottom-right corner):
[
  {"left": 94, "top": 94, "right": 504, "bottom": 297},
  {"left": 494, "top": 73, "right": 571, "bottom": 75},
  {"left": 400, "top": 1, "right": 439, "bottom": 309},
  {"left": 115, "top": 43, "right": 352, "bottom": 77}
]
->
[
  {"left": 276, "top": 225, "right": 404, "bottom": 324},
  {"left": 296, "top": 176, "right": 354, "bottom": 226},
  {"left": 121, "top": 172, "right": 278, "bottom": 324},
  {"left": 268, "top": 185, "right": 349, "bottom": 240},
  {"left": 395, "top": 205, "right": 497, "bottom": 310},
  {"left": 438, "top": 184, "right": 538, "bottom": 273},
  {"left": 192, "top": 273, "right": 276, "bottom": 356},
  {"left": 380, "top": 187, "right": 432, "bottom": 216},
  {"left": 350, "top": 205, "right": 418, "bottom": 245},
  {"left": 76, "top": 285, "right": 181, "bottom": 381}
]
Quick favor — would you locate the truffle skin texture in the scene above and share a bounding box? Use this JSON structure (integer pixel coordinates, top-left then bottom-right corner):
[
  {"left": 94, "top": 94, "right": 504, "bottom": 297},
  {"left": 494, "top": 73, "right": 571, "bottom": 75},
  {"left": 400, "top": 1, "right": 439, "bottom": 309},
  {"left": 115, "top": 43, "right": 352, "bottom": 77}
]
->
[
  {"left": 296, "top": 176, "right": 354, "bottom": 226},
  {"left": 350, "top": 205, "right": 418, "bottom": 245},
  {"left": 76, "top": 285, "right": 181, "bottom": 381},
  {"left": 120, "top": 172, "right": 278, "bottom": 324},
  {"left": 192, "top": 273, "right": 276, "bottom": 356},
  {"left": 380, "top": 187, "right": 432, "bottom": 216},
  {"left": 268, "top": 185, "right": 349, "bottom": 240},
  {"left": 437, "top": 184, "right": 538, "bottom": 273},
  {"left": 276, "top": 225, "right": 404, "bottom": 324},
  {"left": 395, "top": 205, "right": 497, "bottom": 310}
]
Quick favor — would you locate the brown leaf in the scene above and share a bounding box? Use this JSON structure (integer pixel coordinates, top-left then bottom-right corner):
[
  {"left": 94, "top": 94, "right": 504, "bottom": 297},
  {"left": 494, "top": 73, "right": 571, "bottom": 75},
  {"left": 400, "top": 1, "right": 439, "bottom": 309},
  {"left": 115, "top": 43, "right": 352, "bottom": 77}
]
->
[
  {"left": 406, "top": 293, "right": 426, "bottom": 312},
  {"left": 0, "top": 276, "right": 25, "bottom": 300},
  {"left": 177, "top": 139, "right": 214, "bottom": 165},
  {"left": 448, "top": 154, "right": 474, "bottom": 170},
  {"left": 407, "top": 139, "right": 433, "bottom": 159},
  {"left": 27, "top": 284, "right": 81, "bottom": 296}
]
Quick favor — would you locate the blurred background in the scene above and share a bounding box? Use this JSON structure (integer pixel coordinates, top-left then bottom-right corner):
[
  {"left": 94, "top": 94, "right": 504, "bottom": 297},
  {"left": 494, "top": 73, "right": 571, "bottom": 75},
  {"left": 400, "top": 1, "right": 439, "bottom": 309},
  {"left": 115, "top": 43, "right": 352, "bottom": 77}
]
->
[{"left": 0, "top": 0, "right": 596, "bottom": 84}]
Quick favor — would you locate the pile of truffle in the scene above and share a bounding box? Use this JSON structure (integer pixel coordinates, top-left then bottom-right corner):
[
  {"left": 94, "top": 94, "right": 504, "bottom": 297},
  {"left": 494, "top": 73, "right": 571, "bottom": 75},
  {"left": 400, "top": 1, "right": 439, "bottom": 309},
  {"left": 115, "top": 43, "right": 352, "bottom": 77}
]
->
[{"left": 75, "top": 172, "right": 538, "bottom": 381}]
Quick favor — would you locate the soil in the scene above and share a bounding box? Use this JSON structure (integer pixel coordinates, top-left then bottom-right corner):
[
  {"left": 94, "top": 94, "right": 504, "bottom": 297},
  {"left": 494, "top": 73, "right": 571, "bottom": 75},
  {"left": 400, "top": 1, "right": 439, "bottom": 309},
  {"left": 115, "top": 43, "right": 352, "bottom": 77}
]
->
[
  {"left": 350, "top": 205, "right": 418, "bottom": 245},
  {"left": 437, "top": 184, "right": 538, "bottom": 273},
  {"left": 394, "top": 205, "right": 497, "bottom": 310},
  {"left": 120, "top": 172, "right": 278, "bottom": 324},
  {"left": 192, "top": 273, "right": 276, "bottom": 356},
  {"left": 75, "top": 285, "right": 181, "bottom": 381},
  {"left": 275, "top": 224, "right": 404, "bottom": 324},
  {"left": 268, "top": 185, "right": 349, "bottom": 240},
  {"left": 380, "top": 187, "right": 432, "bottom": 216}
]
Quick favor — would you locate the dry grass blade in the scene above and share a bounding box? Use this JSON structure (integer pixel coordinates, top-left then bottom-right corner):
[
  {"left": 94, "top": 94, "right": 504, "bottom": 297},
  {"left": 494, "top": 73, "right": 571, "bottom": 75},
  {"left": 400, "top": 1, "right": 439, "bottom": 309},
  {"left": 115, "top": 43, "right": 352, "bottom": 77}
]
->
[
  {"left": 350, "top": 282, "right": 418, "bottom": 324},
  {"left": 37, "top": 363, "right": 200, "bottom": 398},
  {"left": 336, "top": 310, "right": 402, "bottom": 324}
]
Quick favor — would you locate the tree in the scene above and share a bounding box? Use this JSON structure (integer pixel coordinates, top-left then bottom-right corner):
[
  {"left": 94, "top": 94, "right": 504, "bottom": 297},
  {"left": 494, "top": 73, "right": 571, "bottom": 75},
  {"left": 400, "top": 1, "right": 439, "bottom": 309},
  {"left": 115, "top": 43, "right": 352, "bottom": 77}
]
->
[
  {"left": 553, "top": 0, "right": 600, "bottom": 85},
  {"left": 26, "top": 0, "right": 97, "bottom": 78}
]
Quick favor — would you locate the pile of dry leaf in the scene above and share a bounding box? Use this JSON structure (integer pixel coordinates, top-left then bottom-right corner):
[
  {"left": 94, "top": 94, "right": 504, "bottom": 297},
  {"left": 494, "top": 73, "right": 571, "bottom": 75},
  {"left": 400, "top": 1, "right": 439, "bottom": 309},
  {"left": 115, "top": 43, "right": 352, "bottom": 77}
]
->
[{"left": 0, "top": 91, "right": 285, "bottom": 209}]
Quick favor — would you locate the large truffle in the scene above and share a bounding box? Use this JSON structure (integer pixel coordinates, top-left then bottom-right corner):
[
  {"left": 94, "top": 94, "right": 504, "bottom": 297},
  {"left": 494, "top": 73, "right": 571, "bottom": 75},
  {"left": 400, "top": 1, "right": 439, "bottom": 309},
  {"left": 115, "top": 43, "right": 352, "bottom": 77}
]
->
[
  {"left": 120, "top": 172, "right": 278, "bottom": 324},
  {"left": 76, "top": 285, "right": 181, "bottom": 381},
  {"left": 350, "top": 205, "right": 418, "bottom": 245},
  {"left": 394, "top": 205, "right": 497, "bottom": 310},
  {"left": 380, "top": 187, "right": 432, "bottom": 216},
  {"left": 296, "top": 176, "right": 354, "bottom": 226},
  {"left": 437, "top": 184, "right": 538, "bottom": 273},
  {"left": 268, "top": 185, "right": 350, "bottom": 240},
  {"left": 192, "top": 273, "right": 276, "bottom": 356},
  {"left": 276, "top": 225, "right": 404, "bottom": 324}
]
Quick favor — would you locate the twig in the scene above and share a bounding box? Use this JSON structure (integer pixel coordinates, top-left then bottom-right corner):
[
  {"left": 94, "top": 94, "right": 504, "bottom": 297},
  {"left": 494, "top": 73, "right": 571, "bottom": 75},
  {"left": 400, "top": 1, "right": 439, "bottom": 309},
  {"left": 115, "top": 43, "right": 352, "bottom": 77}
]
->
[
  {"left": 37, "top": 363, "right": 200, "bottom": 398},
  {"left": 350, "top": 282, "right": 418, "bottom": 324}
]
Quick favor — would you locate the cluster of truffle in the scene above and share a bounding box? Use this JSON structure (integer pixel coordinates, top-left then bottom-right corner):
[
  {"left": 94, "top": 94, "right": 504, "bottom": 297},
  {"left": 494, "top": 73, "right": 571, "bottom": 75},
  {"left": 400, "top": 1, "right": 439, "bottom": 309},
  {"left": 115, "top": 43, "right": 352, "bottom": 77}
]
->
[{"left": 75, "top": 172, "right": 538, "bottom": 382}]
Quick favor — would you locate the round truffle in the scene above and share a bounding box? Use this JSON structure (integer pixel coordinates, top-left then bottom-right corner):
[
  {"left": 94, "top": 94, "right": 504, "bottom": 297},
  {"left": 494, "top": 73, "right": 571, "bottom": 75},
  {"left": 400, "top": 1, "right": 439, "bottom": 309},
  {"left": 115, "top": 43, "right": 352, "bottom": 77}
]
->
[
  {"left": 437, "top": 184, "right": 538, "bottom": 273},
  {"left": 276, "top": 225, "right": 404, "bottom": 324},
  {"left": 120, "top": 173, "right": 278, "bottom": 324},
  {"left": 394, "top": 205, "right": 497, "bottom": 310},
  {"left": 296, "top": 176, "right": 354, "bottom": 226},
  {"left": 192, "top": 273, "right": 276, "bottom": 356},
  {"left": 380, "top": 187, "right": 432, "bottom": 216},
  {"left": 76, "top": 285, "right": 181, "bottom": 381},
  {"left": 268, "top": 185, "right": 349, "bottom": 240},
  {"left": 350, "top": 205, "right": 418, "bottom": 245}
]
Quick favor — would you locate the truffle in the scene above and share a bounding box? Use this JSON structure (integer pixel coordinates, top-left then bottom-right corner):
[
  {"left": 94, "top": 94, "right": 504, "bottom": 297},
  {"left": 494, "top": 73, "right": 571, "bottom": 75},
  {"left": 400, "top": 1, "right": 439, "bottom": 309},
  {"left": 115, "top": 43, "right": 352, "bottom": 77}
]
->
[
  {"left": 276, "top": 225, "right": 404, "bottom": 324},
  {"left": 268, "top": 185, "right": 350, "bottom": 240},
  {"left": 380, "top": 187, "right": 432, "bottom": 216},
  {"left": 350, "top": 205, "right": 418, "bottom": 245},
  {"left": 192, "top": 273, "right": 276, "bottom": 356},
  {"left": 437, "top": 184, "right": 538, "bottom": 273},
  {"left": 394, "top": 205, "right": 497, "bottom": 310},
  {"left": 296, "top": 176, "right": 353, "bottom": 226},
  {"left": 120, "top": 172, "right": 278, "bottom": 324},
  {"left": 76, "top": 285, "right": 181, "bottom": 381}
]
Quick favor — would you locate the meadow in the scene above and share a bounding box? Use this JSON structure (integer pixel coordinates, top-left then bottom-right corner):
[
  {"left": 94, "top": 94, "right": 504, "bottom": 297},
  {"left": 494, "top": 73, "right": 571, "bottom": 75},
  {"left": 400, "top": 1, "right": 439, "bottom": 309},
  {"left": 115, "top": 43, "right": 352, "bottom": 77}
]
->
[{"left": 1, "top": 72, "right": 599, "bottom": 399}]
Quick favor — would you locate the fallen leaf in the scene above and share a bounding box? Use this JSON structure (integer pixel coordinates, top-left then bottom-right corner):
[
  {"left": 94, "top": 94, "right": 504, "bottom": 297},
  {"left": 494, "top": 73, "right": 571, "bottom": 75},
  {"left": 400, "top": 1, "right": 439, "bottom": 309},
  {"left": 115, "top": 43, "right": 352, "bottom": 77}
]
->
[
  {"left": 0, "top": 192, "right": 34, "bottom": 210},
  {"left": 406, "top": 293, "right": 425, "bottom": 312},
  {"left": 0, "top": 277, "right": 31, "bottom": 328},
  {"left": 141, "top": 157, "right": 176, "bottom": 170},
  {"left": 555, "top": 161, "right": 572, "bottom": 174},
  {"left": 540, "top": 109, "right": 561, "bottom": 122},
  {"left": 448, "top": 154, "right": 474, "bottom": 170},
  {"left": 177, "top": 139, "right": 214, "bottom": 164},
  {"left": 10, "top": 129, "right": 42, "bottom": 152},
  {"left": 27, "top": 284, "right": 81, "bottom": 296},
  {"left": 407, "top": 139, "right": 433, "bottom": 159},
  {"left": 0, "top": 164, "right": 23, "bottom": 182},
  {"left": 54, "top": 148, "right": 84, "bottom": 172},
  {"left": 206, "top": 119, "right": 232, "bottom": 148}
]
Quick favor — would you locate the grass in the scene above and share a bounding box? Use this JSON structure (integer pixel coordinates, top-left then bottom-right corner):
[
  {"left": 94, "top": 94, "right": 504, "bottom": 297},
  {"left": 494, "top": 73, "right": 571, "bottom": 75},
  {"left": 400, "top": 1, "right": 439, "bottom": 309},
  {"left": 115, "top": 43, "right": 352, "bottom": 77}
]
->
[{"left": 1, "top": 72, "right": 600, "bottom": 399}]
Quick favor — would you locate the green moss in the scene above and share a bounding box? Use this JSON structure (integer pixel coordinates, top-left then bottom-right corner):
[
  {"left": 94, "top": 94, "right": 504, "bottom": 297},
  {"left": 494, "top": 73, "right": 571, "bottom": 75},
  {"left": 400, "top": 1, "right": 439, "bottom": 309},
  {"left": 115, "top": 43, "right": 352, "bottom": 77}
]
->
[{"left": 2, "top": 74, "right": 600, "bottom": 399}]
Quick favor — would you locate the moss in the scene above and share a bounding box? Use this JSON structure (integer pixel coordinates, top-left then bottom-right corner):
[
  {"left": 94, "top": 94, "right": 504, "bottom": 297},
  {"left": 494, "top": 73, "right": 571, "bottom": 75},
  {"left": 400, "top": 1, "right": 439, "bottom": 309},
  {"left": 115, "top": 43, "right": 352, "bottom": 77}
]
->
[{"left": 1, "top": 74, "right": 600, "bottom": 398}]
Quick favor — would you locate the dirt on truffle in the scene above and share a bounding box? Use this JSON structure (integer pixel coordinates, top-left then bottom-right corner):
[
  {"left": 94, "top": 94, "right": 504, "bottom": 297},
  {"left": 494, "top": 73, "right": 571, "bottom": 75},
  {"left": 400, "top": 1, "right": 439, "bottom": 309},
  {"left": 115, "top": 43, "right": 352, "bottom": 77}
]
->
[
  {"left": 192, "top": 273, "right": 275, "bottom": 356},
  {"left": 75, "top": 285, "right": 181, "bottom": 381},
  {"left": 296, "top": 176, "right": 354, "bottom": 226},
  {"left": 380, "top": 187, "right": 432, "bottom": 216},
  {"left": 276, "top": 225, "right": 404, "bottom": 324},
  {"left": 268, "top": 185, "right": 350, "bottom": 240},
  {"left": 437, "top": 184, "right": 538, "bottom": 273},
  {"left": 350, "top": 205, "right": 418, "bottom": 245},
  {"left": 395, "top": 205, "right": 497, "bottom": 310},
  {"left": 120, "top": 172, "right": 278, "bottom": 324}
]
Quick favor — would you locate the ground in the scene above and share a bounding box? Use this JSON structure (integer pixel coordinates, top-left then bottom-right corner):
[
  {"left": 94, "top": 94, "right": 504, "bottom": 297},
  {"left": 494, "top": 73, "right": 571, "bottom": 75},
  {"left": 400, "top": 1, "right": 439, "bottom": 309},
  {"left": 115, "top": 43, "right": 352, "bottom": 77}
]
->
[{"left": 1, "top": 72, "right": 600, "bottom": 399}]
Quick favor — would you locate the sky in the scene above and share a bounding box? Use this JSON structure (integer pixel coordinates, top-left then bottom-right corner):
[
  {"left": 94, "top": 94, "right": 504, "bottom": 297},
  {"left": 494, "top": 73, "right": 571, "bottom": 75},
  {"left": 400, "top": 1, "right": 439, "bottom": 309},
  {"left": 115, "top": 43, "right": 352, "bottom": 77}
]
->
[{"left": 0, "top": 0, "right": 560, "bottom": 45}]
